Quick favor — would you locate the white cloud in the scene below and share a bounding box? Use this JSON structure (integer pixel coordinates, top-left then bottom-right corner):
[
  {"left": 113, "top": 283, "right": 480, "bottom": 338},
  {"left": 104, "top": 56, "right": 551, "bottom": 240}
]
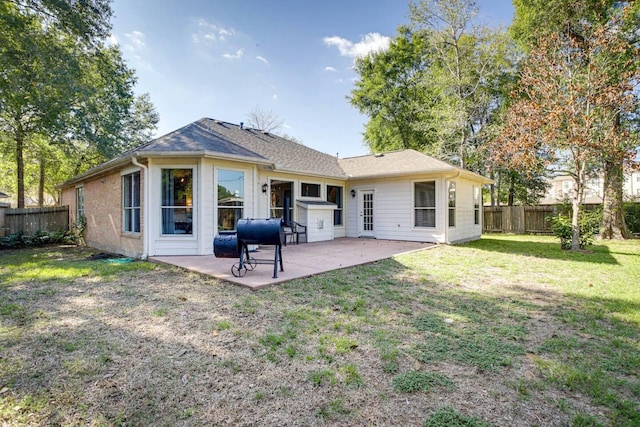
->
[
  {"left": 272, "top": 94, "right": 278, "bottom": 100},
  {"left": 256, "top": 56, "right": 270, "bottom": 66},
  {"left": 106, "top": 34, "right": 118, "bottom": 46},
  {"left": 193, "top": 18, "right": 235, "bottom": 44},
  {"left": 222, "top": 48, "right": 244, "bottom": 60},
  {"left": 123, "top": 30, "right": 146, "bottom": 52},
  {"left": 323, "top": 32, "right": 390, "bottom": 59},
  {"left": 325, "top": 66, "right": 337, "bottom": 72}
]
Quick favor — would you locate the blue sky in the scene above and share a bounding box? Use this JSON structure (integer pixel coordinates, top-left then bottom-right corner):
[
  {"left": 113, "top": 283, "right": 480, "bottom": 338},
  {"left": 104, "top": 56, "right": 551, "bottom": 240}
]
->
[{"left": 110, "top": 0, "right": 514, "bottom": 158}]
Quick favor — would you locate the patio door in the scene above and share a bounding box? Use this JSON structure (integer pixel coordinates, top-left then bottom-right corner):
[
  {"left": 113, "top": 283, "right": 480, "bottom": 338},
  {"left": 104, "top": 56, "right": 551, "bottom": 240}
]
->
[
  {"left": 270, "top": 180, "right": 293, "bottom": 224},
  {"left": 359, "top": 190, "right": 375, "bottom": 238}
]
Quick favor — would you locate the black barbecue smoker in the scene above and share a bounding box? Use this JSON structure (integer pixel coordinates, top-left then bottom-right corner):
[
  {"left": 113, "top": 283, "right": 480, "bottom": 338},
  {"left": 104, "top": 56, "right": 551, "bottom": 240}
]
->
[{"left": 213, "top": 218, "right": 285, "bottom": 278}]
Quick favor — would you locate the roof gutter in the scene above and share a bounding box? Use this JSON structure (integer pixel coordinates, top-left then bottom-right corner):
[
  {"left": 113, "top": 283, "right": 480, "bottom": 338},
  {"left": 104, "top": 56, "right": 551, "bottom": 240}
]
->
[
  {"left": 56, "top": 155, "right": 136, "bottom": 189},
  {"left": 131, "top": 157, "right": 149, "bottom": 260}
]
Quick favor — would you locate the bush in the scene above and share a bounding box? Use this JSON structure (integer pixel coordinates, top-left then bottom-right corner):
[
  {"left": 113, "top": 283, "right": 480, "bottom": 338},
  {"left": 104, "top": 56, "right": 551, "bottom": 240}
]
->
[
  {"left": 0, "top": 227, "right": 82, "bottom": 250},
  {"left": 624, "top": 202, "right": 640, "bottom": 234},
  {"left": 550, "top": 208, "right": 601, "bottom": 249}
]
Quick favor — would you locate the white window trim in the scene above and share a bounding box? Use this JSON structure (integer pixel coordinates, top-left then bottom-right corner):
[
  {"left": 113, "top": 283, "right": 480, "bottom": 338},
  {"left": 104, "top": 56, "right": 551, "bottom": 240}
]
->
[
  {"left": 448, "top": 181, "right": 456, "bottom": 228},
  {"left": 300, "top": 181, "right": 323, "bottom": 199},
  {"left": 159, "top": 166, "right": 196, "bottom": 238},
  {"left": 473, "top": 186, "right": 481, "bottom": 226},
  {"left": 122, "top": 171, "right": 141, "bottom": 234},
  {"left": 326, "top": 184, "right": 344, "bottom": 227},
  {"left": 215, "top": 166, "right": 246, "bottom": 232},
  {"left": 412, "top": 179, "right": 437, "bottom": 229}
]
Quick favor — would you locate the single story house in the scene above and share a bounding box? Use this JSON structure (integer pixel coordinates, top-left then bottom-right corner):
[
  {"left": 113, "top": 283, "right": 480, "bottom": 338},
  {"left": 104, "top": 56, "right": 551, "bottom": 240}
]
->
[{"left": 57, "top": 118, "right": 492, "bottom": 258}]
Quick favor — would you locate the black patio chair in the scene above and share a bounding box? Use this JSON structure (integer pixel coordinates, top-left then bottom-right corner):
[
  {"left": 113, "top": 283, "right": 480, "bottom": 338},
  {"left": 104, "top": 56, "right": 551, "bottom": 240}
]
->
[
  {"left": 292, "top": 221, "right": 307, "bottom": 244},
  {"left": 283, "top": 223, "right": 295, "bottom": 246}
]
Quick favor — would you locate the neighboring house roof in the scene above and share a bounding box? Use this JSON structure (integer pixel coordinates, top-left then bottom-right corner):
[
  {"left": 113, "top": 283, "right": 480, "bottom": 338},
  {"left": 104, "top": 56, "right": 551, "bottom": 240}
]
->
[
  {"left": 0, "top": 191, "right": 8, "bottom": 198},
  {"left": 340, "top": 149, "right": 493, "bottom": 183},
  {"left": 58, "top": 118, "right": 491, "bottom": 188}
]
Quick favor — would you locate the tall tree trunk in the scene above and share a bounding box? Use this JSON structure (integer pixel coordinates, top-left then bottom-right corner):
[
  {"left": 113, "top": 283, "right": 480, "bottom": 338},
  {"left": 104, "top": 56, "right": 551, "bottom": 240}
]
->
[
  {"left": 16, "top": 127, "right": 25, "bottom": 209},
  {"left": 508, "top": 172, "right": 515, "bottom": 206},
  {"left": 38, "top": 154, "right": 45, "bottom": 207},
  {"left": 571, "top": 165, "right": 586, "bottom": 251},
  {"left": 489, "top": 169, "right": 496, "bottom": 207},
  {"left": 459, "top": 129, "right": 466, "bottom": 169},
  {"left": 496, "top": 172, "right": 502, "bottom": 207},
  {"left": 600, "top": 158, "right": 631, "bottom": 239}
]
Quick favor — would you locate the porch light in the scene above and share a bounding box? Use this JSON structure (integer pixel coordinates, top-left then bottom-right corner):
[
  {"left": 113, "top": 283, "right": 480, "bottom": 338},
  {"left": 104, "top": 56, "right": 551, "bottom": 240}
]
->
[
  {"left": 350, "top": 189, "right": 356, "bottom": 198},
  {"left": 262, "top": 183, "right": 268, "bottom": 193}
]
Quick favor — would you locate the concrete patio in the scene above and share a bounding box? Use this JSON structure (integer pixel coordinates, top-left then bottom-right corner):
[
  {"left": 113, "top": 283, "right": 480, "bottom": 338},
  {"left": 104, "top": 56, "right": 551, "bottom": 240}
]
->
[{"left": 150, "top": 238, "right": 435, "bottom": 290}]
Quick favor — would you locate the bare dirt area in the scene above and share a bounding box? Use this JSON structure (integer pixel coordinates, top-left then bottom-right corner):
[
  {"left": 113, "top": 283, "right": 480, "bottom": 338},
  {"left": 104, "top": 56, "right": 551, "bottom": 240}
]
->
[{"left": 0, "top": 244, "right": 636, "bottom": 426}]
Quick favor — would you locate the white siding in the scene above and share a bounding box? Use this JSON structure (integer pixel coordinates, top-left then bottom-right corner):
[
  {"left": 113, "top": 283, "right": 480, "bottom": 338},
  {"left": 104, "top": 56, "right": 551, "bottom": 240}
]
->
[
  {"left": 148, "top": 159, "right": 200, "bottom": 256},
  {"left": 446, "top": 178, "right": 482, "bottom": 244},
  {"left": 297, "top": 203, "right": 335, "bottom": 242},
  {"left": 346, "top": 175, "right": 484, "bottom": 244}
]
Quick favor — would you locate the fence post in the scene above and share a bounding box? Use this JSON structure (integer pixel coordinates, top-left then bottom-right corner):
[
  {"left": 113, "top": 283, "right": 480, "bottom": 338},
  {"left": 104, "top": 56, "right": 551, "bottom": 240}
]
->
[{"left": 0, "top": 201, "right": 9, "bottom": 237}]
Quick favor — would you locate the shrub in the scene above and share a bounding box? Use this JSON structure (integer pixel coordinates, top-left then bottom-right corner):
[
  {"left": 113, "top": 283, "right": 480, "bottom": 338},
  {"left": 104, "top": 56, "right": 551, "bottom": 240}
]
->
[
  {"left": 624, "top": 202, "right": 640, "bottom": 234},
  {"left": 550, "top": 208, "right": 601, "bottom": 249},
  {"left": 0, "top": 227, "right": 82, "bottom": 250}
]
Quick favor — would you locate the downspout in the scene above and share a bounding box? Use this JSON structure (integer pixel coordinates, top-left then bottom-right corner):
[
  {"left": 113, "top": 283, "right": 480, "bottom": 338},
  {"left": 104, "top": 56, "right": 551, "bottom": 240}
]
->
[{"left": 132, "top": 157, "right": 149, "bottom": 259}]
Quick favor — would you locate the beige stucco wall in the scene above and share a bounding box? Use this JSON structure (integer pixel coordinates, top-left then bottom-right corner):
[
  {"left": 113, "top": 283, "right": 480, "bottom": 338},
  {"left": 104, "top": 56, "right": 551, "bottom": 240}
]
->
[{"left": 60, "top": 167, "right": 144, "bottom": 258}]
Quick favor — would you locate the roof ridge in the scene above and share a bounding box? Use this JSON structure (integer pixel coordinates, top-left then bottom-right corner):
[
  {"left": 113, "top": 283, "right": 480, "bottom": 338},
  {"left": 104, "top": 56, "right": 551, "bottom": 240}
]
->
[{"left": 340, "top": 148, "right": 413, "bottom": 160}]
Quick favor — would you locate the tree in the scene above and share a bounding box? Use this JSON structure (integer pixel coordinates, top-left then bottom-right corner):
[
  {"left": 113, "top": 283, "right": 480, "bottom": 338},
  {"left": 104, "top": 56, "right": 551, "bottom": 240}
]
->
[
  {"left": 489, "top": 169, "right": 549, "bottom": 206},
  {"left": 7, "top": 0, "right": 113, "bottom": 44},
  {"left": 0, "top": 1, "right": 158, "bottom": 207},
  {"left": 492, "top": 22, "right": 636, "bottom": 250},
  {"left": 350, "top": 27, "right": 438, "bottom": 154},
  {"left": 245, "top": 107, "right": 284, "bottom": 133},
  {"left": 350, "top": 1, "right": 514, "bottom": 171},
  {"left": 0, "top": 2, "right": 84, "bottom": 207},
  {"left": 510, "top": 0, "right": 640, "bottom": 239},
  {"left": 408, "top": 0, "right": 511, "bottom": 169}
]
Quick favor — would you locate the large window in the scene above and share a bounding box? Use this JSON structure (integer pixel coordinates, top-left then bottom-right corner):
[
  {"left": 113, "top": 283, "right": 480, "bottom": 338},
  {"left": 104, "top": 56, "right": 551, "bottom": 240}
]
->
[
  {"left": 301, "top": 182, "right": 320, "bottom": 197},
  {"left": 448, "top": 182, "right": 456, "bottom": 228},
  {"left": 414, "top": 181, "right": 436, "bottom": 227},
  {"left": 474, "top": 186, "right": 481, "bottom": 225},
  {"left": 327, "top": 185, "right": 343, "bottom": 226},
  {"left": 76, "top": 186, "right": 84, "bottom": 223},
  {"left": 123, "top": 172, "right": 141, "bottom": 233},
  {"left": 217, "top": 169, "right": 244, "bottom": 231},
  {"left": 161, "top": 169, "right": 193, "bottom": 235}
]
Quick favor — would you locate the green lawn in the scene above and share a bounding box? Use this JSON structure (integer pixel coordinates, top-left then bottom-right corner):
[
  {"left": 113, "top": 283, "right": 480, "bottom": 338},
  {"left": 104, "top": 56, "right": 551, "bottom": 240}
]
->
[{"left": 0, "top": 236, "right": 638, "bottom": 426}]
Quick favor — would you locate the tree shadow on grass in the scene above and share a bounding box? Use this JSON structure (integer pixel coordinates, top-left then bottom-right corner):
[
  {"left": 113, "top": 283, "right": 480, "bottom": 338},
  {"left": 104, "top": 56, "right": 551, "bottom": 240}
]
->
[{"left": 467, "top": 237, "right": 619, "bottom": 265}]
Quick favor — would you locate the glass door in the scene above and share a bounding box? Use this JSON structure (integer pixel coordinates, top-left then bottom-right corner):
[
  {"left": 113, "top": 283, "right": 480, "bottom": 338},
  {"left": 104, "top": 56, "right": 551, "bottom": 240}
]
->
[{"left": 359, "top": 190, "right": 375, "bottom": 238}]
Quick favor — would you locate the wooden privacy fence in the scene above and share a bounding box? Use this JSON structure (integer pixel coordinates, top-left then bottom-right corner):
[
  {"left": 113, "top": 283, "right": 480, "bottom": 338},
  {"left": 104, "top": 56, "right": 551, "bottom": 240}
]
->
[
  {"left": 0, "top": 206, "right": 69, "bottom": 237},
  {"left": 483, "top": 205, "right": 557, "bottom": 234}
]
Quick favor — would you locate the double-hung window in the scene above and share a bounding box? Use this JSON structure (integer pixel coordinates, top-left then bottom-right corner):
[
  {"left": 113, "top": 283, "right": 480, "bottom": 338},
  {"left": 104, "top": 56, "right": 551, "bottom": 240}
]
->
[
  {"left": 327, "top": 185, "right": 343, "bottom": 226},
  {"left": 474, "top": 186, "right": 481, "bottom": 225},
  {"left": 217, "top": 169, "right": 244, "bottom": 231},
  {"left": 414, "top": 181, "right": 436, "bottom": 227},
  {"left": 76, "top": 186, "right": 85, "bottom": 223},
  {"left": 123, "top": 172, "right": 141, "bottom": 233},
  {"left": 161, "top": 169, "right": 193, "bottom": 235},
  {"left": 448, "top": 182, "right": 456, "bottom": 228}
]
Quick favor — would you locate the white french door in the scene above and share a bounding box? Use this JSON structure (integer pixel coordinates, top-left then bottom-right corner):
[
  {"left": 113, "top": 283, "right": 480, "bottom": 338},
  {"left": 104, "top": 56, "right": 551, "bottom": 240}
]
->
[{"left": 359, "top": 190, "right": 375, "bottom": 238}]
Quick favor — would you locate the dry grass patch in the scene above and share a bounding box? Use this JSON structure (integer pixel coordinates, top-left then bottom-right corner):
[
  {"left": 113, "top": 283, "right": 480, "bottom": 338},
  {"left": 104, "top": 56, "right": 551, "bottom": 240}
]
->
[{"left": 1, "top": 237, "right": 639, "bottom": 426}]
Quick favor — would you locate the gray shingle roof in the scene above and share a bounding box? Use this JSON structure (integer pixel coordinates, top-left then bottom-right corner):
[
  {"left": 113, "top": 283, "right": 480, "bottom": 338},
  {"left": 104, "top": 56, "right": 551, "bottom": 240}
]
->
[
  {"left": 339, "top": 149, "right": 492, "bottom": 183},
  {"left": 0, "top": 191, "right": 9, "bottom": 198},
  {"left": 136, "top": 119, "right": 267, "bottom": 162},
  {"left": 196, "top": 119, "right": 346, "bottom": 178},
  {"left": 58, "top": 118, "right": 491, "bottom": 188}
]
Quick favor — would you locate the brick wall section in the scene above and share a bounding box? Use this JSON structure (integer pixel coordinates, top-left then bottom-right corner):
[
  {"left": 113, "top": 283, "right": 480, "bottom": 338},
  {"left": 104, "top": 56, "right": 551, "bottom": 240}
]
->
[{"left": 60, "top": 169, "right": 144, "bottom": 258}]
